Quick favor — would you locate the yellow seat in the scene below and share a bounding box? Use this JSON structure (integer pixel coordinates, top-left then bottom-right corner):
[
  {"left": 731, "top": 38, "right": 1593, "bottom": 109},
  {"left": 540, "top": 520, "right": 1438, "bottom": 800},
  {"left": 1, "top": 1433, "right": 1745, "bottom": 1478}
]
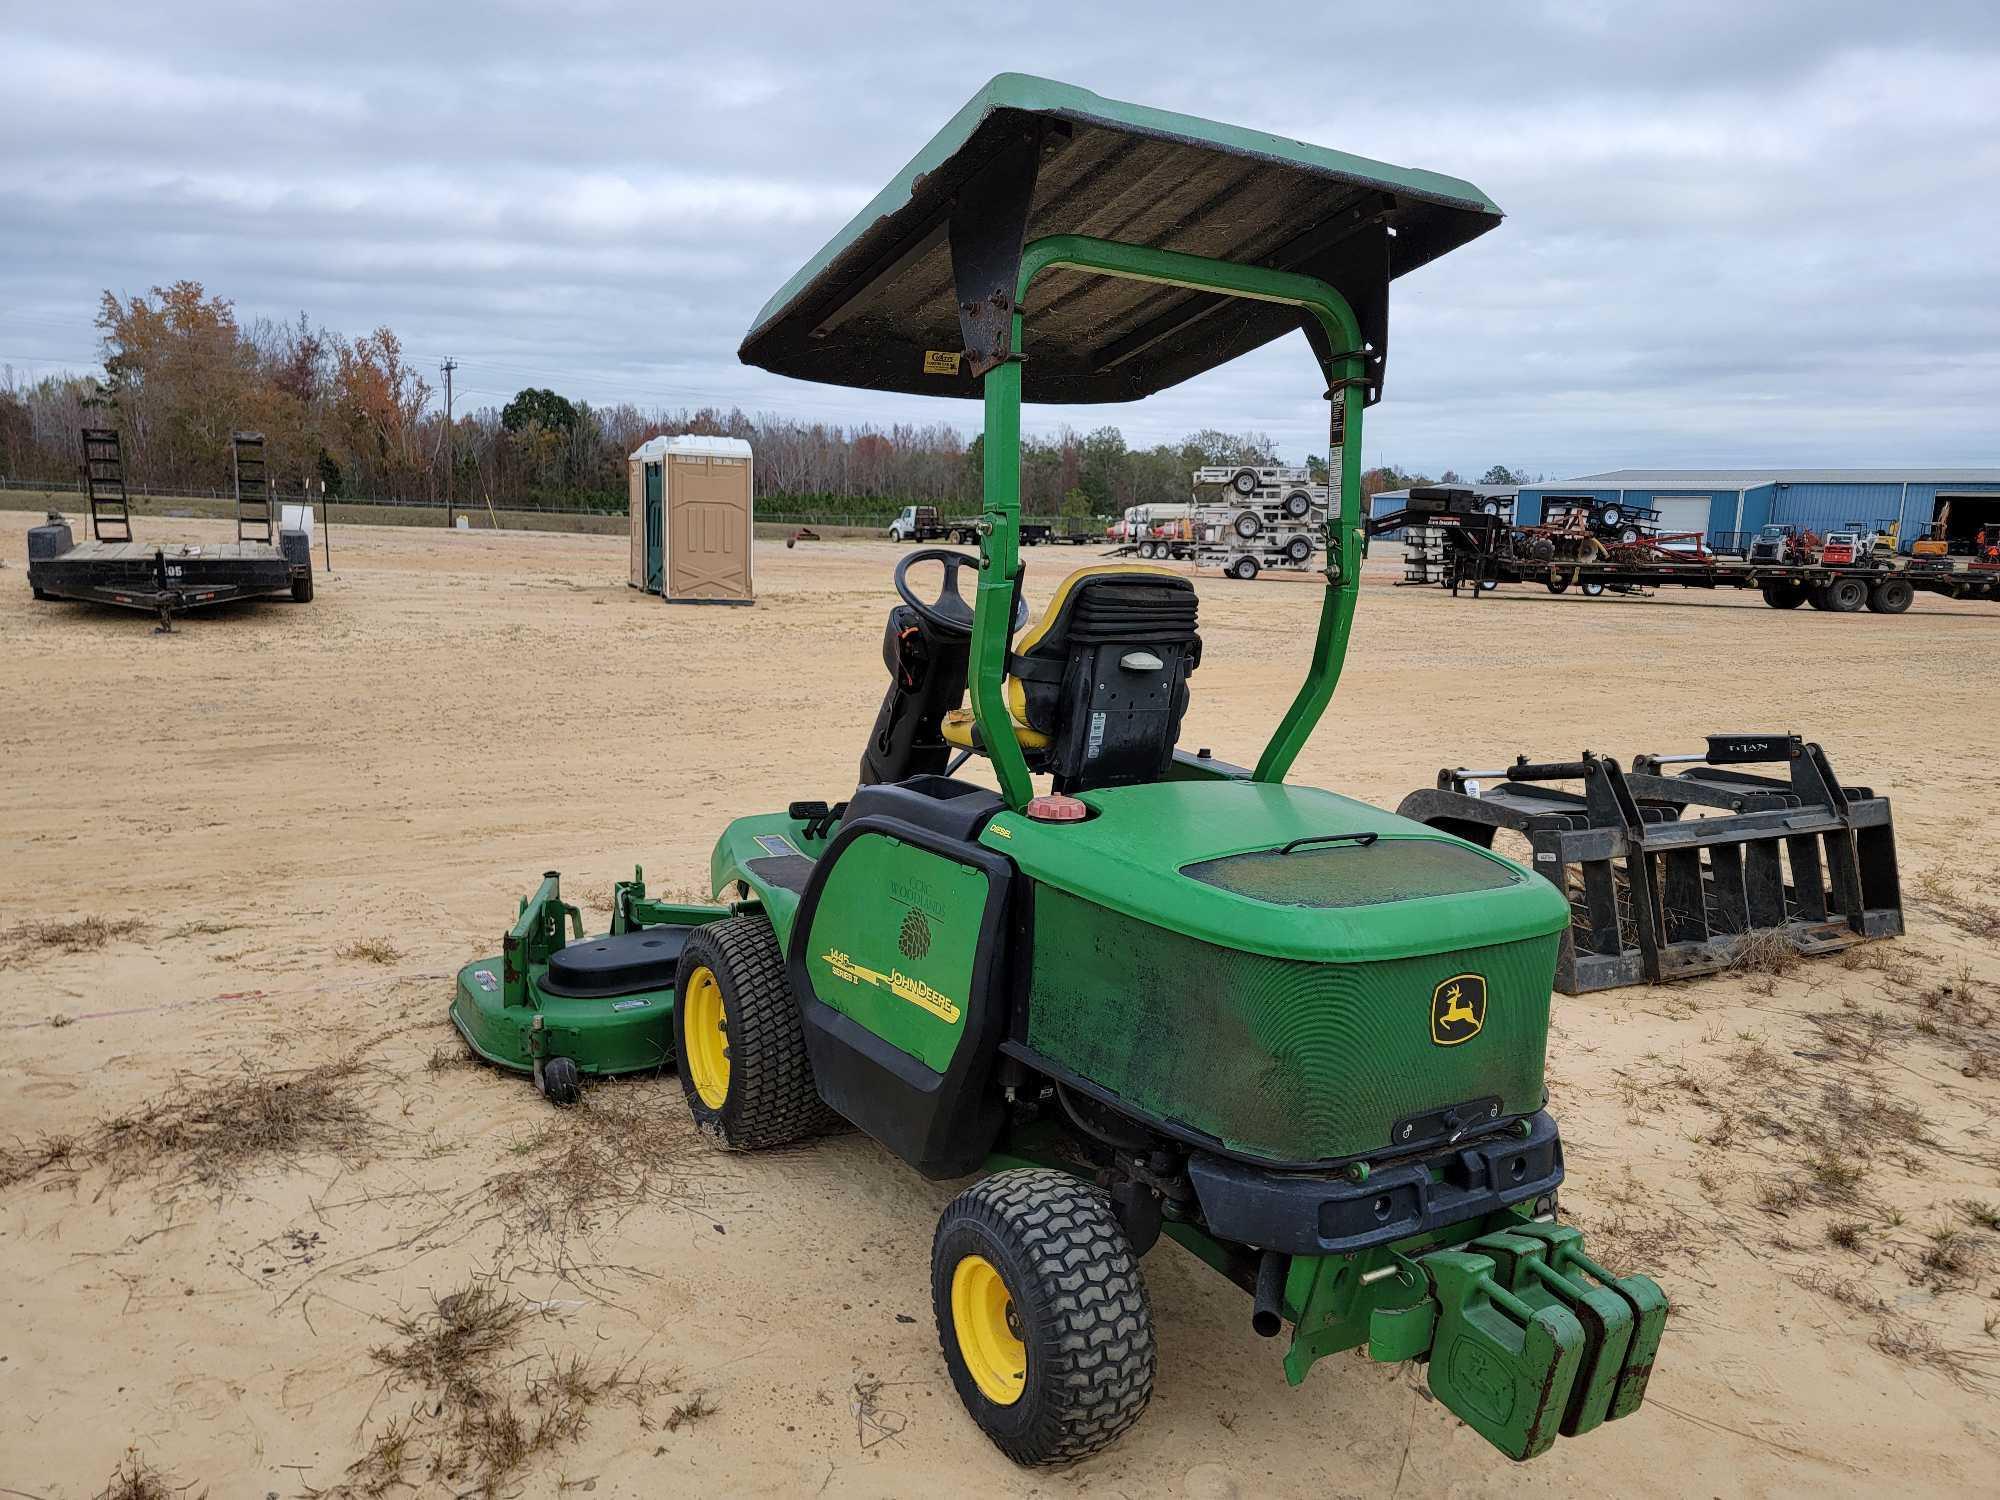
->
[{"left": 939, "top": 563, "right": 1184, "bottom": 756}]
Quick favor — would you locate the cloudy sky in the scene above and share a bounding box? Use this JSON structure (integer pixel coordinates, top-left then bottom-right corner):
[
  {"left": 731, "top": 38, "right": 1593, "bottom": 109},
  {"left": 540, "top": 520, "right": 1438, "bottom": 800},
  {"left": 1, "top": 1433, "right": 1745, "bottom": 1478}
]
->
[{"left": 3, "top": 2, "right": 1995, "bottom": 477}]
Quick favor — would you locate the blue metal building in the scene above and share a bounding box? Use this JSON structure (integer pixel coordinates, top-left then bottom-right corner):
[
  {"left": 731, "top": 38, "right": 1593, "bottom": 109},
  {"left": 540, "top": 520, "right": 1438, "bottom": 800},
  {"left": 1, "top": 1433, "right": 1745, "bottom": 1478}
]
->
[{"left": 1511, "top": 469, "right": 2000, "bottom": 553}]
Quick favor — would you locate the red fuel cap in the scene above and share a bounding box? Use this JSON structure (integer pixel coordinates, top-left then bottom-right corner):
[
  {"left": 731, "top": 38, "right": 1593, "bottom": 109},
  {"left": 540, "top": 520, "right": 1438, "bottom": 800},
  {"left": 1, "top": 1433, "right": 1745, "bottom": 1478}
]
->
[{"left": 1025, "top": 794, "right": 1088, "bottom": 823}]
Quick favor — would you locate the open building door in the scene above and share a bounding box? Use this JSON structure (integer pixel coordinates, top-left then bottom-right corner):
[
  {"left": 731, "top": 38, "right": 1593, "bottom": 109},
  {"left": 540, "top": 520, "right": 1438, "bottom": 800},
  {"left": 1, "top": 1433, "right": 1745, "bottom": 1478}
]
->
[{"left": 645, "top": 463, "right": 665, "bottom": 592}]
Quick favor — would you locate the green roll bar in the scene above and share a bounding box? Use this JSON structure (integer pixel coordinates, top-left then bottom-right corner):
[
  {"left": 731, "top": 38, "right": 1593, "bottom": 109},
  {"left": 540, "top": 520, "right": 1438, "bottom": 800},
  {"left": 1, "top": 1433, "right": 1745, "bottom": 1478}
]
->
[{"left": 969, "top": 235, "right": 1367, "bottom": 808}]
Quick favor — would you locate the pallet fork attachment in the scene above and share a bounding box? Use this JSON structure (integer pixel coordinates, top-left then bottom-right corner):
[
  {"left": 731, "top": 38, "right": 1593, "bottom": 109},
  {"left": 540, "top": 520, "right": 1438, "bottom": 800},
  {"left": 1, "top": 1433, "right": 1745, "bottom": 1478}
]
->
[{"left": 1397, "top": 734, "right": 1902, "bottom": 993}]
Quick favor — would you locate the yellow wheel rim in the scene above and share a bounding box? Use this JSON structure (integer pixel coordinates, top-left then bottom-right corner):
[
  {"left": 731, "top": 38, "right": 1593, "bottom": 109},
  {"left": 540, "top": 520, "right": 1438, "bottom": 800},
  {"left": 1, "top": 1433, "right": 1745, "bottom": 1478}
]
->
[
  {"left": 682, "top": 965, "right": 729, "bottom": 1110},
  {"left": 951, "top": 1254, "right": 1026, "bottom": 1406}
]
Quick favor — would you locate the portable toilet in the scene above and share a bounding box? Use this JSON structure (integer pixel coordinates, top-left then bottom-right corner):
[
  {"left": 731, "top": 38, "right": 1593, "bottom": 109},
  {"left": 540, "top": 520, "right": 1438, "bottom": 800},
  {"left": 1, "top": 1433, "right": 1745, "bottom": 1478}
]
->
[{"left": 628, "top": 435, "right": 754, "bottom": 603}]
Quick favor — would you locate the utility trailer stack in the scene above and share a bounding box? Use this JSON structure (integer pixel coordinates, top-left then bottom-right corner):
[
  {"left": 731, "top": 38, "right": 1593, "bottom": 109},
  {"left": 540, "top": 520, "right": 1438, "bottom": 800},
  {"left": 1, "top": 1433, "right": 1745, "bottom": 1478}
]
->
[
  {"left": 1190, "top": 464, "right": 1328, "bottom": 579},
  {"left": 25, "top": 428, "right": 313, "bottom": 630}
]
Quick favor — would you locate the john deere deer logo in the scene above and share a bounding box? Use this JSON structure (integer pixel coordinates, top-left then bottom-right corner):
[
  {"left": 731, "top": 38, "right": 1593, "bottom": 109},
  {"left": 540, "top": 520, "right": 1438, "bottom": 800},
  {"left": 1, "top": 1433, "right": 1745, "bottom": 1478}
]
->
[{"left": 1431, "top": 974, "right": 1487, "bottom": 1046}]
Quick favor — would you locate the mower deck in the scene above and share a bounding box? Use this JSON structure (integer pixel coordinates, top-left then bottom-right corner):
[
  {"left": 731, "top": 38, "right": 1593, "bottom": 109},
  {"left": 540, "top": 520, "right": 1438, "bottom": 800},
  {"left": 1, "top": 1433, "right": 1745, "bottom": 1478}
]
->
[{"left": 450, "top": 870, "right": 729, "bottom": 1101}]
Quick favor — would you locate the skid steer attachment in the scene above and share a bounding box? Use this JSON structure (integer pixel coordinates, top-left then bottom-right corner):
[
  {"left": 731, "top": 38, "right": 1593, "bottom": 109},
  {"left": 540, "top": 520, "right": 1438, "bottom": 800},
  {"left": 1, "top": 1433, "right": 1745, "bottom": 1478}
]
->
[{"left": 1398, "top": 734, "right": 1901, "bottom": 993}]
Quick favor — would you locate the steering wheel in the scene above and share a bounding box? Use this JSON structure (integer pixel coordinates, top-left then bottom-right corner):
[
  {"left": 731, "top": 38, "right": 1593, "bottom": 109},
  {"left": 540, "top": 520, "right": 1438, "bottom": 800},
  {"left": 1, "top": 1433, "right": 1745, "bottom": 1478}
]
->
[{"left": 893, "top": 548, "right": 1029, "bottom": 637}]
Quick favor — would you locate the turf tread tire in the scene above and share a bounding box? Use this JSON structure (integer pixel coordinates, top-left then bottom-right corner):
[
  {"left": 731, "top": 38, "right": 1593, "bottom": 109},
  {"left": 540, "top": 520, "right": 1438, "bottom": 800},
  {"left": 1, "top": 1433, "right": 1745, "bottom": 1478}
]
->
[
  {"left": 675, "top": 915, "right": 839, "bottom": 1149},
  {"left": 932, "top": 1168, "right": 1155, "bottom": 1467}
]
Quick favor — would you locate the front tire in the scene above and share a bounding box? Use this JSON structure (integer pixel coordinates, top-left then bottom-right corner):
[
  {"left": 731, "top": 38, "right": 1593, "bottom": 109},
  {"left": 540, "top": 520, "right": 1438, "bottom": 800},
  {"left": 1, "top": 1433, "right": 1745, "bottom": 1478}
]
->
[
  {"left": 674, "top": 915, "right": 837, "bottom": 1148},
  {"left": 932, "top": 1170, "right": 1155, "bottom": 1468},
  {"left": 292, "top": 571, "right": 314, "bottom": 603}
]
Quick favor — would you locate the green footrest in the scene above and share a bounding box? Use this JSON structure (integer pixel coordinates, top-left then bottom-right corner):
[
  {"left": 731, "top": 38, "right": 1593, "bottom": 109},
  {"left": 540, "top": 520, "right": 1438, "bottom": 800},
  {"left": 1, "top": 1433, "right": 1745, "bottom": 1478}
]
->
[{"left": 1422, "top": 1250, "right": 1584, "bottom": 1461}]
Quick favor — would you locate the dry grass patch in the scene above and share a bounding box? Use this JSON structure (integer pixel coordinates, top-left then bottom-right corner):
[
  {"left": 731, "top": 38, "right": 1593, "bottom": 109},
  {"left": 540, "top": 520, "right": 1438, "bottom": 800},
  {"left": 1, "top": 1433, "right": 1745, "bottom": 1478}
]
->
[
  {"left": 487, "top": 1081, "right": 717, "bottom": 1280},
  {"left": 1911, "top": 870, "right": 2000, "bottom": 943},
  {"left": 93, "top": 1447, "right": 205, "bottom": 1500},
  {"left": 337, "top": 935, "right": 403, "bottom": 965},
  {"left": 1, "top": 913, "right": 146, "bottom": 967},
  {"left": 3, "top": 1059, "right": 383, "bottom": 1196},
  {"left": 331, "top": 1279, "right": 674, "bottom": 1499}
]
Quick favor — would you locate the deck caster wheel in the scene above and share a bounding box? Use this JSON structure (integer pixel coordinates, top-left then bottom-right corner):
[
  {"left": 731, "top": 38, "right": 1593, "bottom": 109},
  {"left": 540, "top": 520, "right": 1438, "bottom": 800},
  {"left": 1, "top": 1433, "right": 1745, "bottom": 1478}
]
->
[
  {"left": 933, "top": 1169, "right": 1155, "bottom": 1467},
  {"left": 540, "top": 1055, "right": 582, "bottom": 1107},
  {"left": 674, "top": 915, "right": 838, "bottom": 1148}
]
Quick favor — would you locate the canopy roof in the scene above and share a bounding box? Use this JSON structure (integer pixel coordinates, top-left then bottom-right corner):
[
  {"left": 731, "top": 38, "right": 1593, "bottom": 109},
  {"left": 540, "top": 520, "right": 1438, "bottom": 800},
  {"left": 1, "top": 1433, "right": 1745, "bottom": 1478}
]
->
[{"left": 739, "top": 74, "right": 1501, "bottom": 405}]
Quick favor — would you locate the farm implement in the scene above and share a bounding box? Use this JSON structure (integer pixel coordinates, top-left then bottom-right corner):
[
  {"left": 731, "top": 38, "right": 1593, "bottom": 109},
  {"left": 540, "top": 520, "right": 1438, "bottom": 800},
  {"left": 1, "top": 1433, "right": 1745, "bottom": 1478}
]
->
[
  {"left": 1398, "top": 735, "right": 1903, "bottom": 994},
  {"left": 459, "top": 76, "right": 1693, "bottom": 1466}
]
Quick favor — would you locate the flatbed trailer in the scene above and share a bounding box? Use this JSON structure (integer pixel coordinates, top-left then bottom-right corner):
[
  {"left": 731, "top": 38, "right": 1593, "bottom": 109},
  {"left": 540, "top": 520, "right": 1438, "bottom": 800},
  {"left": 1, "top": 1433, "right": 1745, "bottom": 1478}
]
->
[
  {"left": 1451, "top": 552, "right": 1996, "bottom": 613},
  {"left": 24, "top": 430, "right": 312, "bottom": 629},
  {"left": 27, "top": 530, "right": 312, "bottom": 628},
  {"left": 1375, "top": 486, "right": 1998, "bottom": 614}
]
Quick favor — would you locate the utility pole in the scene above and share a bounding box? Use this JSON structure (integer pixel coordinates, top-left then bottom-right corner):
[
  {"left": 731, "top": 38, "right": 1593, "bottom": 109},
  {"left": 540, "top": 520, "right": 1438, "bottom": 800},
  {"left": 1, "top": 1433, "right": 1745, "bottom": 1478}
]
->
[{"left": 440, "top": 357, "right": 457, "bottom": 525}]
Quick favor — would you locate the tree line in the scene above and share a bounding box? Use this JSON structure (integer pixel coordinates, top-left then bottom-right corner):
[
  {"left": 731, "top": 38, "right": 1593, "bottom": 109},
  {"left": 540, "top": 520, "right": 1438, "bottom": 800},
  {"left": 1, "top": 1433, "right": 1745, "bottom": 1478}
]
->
[{"left": 0, "top": 281, "right": 1536, "bottom": 522}]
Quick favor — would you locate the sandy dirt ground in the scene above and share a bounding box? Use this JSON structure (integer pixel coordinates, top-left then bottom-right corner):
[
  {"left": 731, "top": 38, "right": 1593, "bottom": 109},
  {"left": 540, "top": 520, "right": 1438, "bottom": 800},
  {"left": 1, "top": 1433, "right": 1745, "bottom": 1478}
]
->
[{"left": 3, "top": 510, "right": 1997, "bottom": 1498}]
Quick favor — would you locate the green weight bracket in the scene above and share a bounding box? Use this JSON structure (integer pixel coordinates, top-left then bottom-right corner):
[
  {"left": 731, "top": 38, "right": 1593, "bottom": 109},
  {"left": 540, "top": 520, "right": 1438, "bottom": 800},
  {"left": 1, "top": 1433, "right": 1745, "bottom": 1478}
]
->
[
  {"left": 1422, "top": 1250, "right": 1585, "bottom": 1462},
  {"left": 1471, "top": 1232, "right": 1632, "bottom": 1437},
  {"left": 1507, "top": 1222, "right": 1669, "bottom": 1421}
]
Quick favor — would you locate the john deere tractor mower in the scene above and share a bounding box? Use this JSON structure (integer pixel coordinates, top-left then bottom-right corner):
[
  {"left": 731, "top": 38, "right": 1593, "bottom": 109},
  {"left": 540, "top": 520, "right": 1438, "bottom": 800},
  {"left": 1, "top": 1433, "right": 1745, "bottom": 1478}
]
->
[{"left": 510, "top": 77, "right": 1676, "bottom": 1465}]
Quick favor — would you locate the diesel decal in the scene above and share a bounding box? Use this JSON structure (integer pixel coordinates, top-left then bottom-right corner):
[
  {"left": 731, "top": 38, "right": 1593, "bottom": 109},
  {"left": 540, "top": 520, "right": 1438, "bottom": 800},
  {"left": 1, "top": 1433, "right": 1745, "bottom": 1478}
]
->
[
  {"left": 822, "top": 948, "right": 962, "bottom": 1024},
  {"left": 1431, "top": 974, "right": 1487, "bottom": 1046}
]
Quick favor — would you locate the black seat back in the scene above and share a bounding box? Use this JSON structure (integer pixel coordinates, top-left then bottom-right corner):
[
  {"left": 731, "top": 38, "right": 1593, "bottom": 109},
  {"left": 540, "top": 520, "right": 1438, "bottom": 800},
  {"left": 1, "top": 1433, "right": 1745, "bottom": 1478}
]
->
[{"left": 1012, "top": 571, "right": 1200, "bottom": 793}]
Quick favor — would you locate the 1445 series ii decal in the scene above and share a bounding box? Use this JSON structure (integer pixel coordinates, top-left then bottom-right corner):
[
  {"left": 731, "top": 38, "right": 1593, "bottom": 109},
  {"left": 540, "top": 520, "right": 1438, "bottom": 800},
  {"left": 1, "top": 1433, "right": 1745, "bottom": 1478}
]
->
[{"left": 821, "top": 948, "right": 963, "bottom": 1024}]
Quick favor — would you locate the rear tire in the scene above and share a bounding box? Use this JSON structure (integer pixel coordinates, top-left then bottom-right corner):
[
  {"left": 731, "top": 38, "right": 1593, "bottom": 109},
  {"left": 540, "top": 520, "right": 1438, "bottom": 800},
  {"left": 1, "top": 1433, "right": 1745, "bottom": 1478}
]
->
[
  {"left": 674, "top": 915, "right": 837, "bottom": 1148},
  {"left": 1281, "top": 489, "right": 1313, "bottom": 519},
  {"left": 1231, "top": 510, "right": 1262, "bottom": 541},
  {"left": 1827, "top": 576, "right": 1868, "bottom": 612},
  {"left": 1546, "top": 575, "right": 1570, "bottom": 594},
  {"left": 1230, "top": 557, "right": 1259, "bottom": 580},
  {"left": 932, "top": 1169, "right": 1155, "bottom": 1468},
  {"left": 1579, "top": 580, "right": 1604, "bottom": 597},
  {"left": 1761, "top": 581, "right": 1806, "bottom": 609},
  {"left": 1229, "top": 468, "right": 1258, "bottom": 496},
  {"left": 1284, "top": 535, "right": 1312, "bottom": 563},
  {"left": 1867, "top": 577, "right": 1913, "bottom": 613},
  {"left": 292, "top": 572, "right": 314, "bottom": 603},
  {"left": 1806, "top": 584, "right": 1835, "bottom": 611}
]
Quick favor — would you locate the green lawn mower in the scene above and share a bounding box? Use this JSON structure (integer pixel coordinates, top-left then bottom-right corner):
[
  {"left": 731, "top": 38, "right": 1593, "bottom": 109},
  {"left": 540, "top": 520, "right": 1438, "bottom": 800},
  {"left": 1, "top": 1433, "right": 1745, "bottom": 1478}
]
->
[{"left": 478, "top": 76, "right": 1673, "bottom": 1466}]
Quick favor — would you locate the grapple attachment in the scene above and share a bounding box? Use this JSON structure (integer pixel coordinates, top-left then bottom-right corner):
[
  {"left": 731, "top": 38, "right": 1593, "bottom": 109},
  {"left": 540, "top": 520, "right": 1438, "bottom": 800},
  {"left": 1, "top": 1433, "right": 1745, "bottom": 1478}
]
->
[{"left": 1397, "top": 734, "right": 1902, "bottom": 993}]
